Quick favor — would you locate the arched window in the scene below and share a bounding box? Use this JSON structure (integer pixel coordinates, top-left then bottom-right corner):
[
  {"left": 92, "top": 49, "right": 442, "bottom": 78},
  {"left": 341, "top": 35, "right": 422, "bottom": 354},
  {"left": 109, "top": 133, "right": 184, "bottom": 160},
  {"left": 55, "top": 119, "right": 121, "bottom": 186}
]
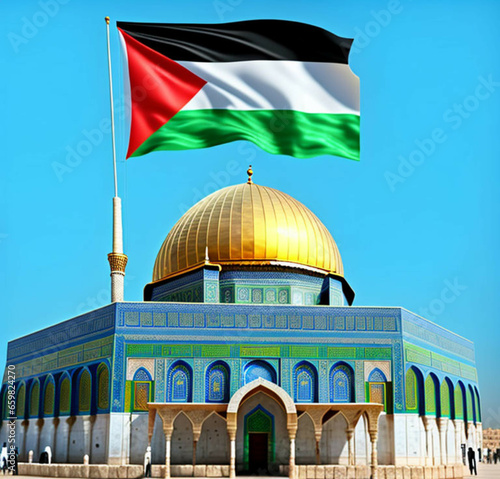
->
[
  {"left": 59, "top": 376, "right": 71, "bottom": 415},
  {"left": 97, "top": 364, "right": 110, "bottom": 410},
  {"left": 467, "top": 386, "right": 475, "bottom": 424},
  {"left": 425, "top": 375, "right": 438, "bottom": 416},
  {"left": 29, "top": 381, "right": 40, "bottom": 418},
  {"left": 454, "top": 383, "right": 464, "bottom": 420},
  {"left": 294, "top": 362, "right": 318, "bottom": 403},
  {"left": 132, "top": 366, "right": 153, "bottom": 411},
  {"left": 440, "top": 379, "right": 453, "bottom": 418},
  {"left": 405, "top": 367, "right": 423, "bottom": 414},
  {"left": 330, "top": 363, "right": 354, "bottom": 403},
  {"left": 244, "top": 360, "right": 277, "bottom": 385},
  {"left": 368, "top": 368, "right": 387, "bottom": 382},
  {"left": 78, "top": 370, "right": 92, "bottom": 413},
  {"left": 167, "top": 362, "right": 192, "bottom": 402},
  {"left": 206, "top": 362, "right": 230, "bottom": 402},
  {"left": 474, "top": 386, "right": 481, "bottom": 422},
  {"left": 16, "top": 384, "right": 26, "bottom": 419},
  {"left": 43, "top": 378, "right": 55, "bottom": 416},
  {"left": 133, "top": 367, "right": 152, "bottom": 382},
  {"left": 367, "top": 368, "right": 386, "bottom": 405}
]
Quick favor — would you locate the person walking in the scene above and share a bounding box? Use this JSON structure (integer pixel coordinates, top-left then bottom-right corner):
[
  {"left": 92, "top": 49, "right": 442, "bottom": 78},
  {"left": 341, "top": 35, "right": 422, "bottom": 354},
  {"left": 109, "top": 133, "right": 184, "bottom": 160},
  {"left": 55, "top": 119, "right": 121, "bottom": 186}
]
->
[
  {"left": 44, "top": 446, "right": 52, "bottom": 465},
  {"left": 144, "top": 446, "right": 152, "bottom": 478},
  {"left": 467, "top": 447, "right": 477, "bottom": 476},
  {"left": 0, "top": 443, "right": 8, "bottom": 475}
]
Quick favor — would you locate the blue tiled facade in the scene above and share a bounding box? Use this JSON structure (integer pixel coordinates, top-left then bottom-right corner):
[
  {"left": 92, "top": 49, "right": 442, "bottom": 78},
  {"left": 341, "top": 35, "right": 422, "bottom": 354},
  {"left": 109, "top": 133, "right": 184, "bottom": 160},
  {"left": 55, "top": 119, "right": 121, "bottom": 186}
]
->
[{"left": 2, "top": 299, "right": 480, "bottom": 421}]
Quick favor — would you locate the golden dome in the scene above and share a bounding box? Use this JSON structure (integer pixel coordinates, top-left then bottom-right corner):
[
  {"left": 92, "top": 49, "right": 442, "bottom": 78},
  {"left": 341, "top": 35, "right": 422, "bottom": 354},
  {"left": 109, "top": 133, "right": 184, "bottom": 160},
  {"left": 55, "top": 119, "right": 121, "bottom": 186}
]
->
[{"left": 153, "top": 180, "right": 343, "bottom": 282}]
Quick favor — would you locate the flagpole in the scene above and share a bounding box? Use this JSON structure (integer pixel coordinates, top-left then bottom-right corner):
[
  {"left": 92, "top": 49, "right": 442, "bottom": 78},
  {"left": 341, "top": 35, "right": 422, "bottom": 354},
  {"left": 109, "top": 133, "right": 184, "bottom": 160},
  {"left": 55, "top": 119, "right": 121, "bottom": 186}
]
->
[{"left": 105, "top": 16, "right": 128, "bottom": 302}]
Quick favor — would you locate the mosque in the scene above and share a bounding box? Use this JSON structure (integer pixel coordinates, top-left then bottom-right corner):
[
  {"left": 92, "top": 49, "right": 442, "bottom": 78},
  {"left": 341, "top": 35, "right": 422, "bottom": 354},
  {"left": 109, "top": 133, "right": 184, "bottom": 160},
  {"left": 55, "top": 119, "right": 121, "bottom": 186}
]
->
[{"left": 1, "top": 168, "right": 481, "bottom": 479}]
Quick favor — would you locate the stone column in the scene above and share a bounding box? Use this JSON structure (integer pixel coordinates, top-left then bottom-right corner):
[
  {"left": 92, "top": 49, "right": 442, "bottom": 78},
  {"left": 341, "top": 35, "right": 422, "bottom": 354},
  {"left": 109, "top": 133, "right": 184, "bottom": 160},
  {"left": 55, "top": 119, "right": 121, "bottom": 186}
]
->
[
  {"left": 437, "top": 418, "right": 448, "bottom": 465},
  {"left": 476, "top": 423, "right": 483, "bottom": 454},
  {"left": 164, "top": 431, "right": 172, "bottom": 479},
  {"left": 454, "top": 420, "right": 463, "bottom": 464},
  {"left": 35, "top": 418, "right": 44, "bottom": 460},
  {"left": 226, "top": 412, "right": 237, "bottom": 479},
  {"left": 422, "top": 417, "right": 434, "bottom": 466},
  {"left": 369, "top": 431, "right": 378, "bottom": 479},
  {"left": 192, "top": 429, "right": 201, "bottom": 473},
  {"left": 82, "top": 416, "right": 93, "bottom": 462},
  {"left": 314, "top": 430, "right": 322, "bottom": 465},
  {"left": 52, "top": 417, "right": 60, "bottom": 461},
  {"left": 228, "top": 433, "right": 236, "bottom": 479},
  {"left": 66, "top": 416, "right": 76, "bottom": 463},
  {"left": 467, "top": 422, "right": 475, "bottom": 449},
  {"left": 289, "top": 435, "right": 296, "bottom": 479},
  {"left": 21, "top": 420, "right": 29, "bottom": 461},
  {"left": 346, "top": 428, "right": 355, "bottom": 466}
]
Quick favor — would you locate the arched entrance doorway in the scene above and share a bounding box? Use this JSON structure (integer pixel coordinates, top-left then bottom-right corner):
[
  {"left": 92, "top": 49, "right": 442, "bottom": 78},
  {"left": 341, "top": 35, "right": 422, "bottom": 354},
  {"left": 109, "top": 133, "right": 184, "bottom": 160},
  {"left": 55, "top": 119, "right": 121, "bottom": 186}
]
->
[
  {"left": 227, "top": 378, "right": 298, "bottom": 478},
  {"left": 244, "top": 405, "right": 274, "bottom": 473}
]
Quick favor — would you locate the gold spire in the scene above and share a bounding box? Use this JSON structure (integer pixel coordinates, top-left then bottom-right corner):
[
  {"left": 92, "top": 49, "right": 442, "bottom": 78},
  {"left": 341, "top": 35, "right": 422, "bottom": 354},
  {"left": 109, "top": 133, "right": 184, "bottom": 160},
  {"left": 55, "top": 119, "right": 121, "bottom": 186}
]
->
[
  {"left": 104, "top": 16, "right": 110, "bottom": 24},
  {"left": 247, "top": 165, "right": 253, "bottom": 184}
]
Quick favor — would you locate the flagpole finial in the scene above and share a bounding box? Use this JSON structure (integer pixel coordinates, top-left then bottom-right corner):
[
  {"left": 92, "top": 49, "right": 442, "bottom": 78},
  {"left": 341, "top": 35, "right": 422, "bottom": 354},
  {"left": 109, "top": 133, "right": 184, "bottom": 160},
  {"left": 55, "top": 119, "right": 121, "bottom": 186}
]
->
[
  {"left": 247, "top": 165, "right": 253, "bottom": 184},
  {"left": 105, "top": 16, "right": 110, "bottom": 25}
]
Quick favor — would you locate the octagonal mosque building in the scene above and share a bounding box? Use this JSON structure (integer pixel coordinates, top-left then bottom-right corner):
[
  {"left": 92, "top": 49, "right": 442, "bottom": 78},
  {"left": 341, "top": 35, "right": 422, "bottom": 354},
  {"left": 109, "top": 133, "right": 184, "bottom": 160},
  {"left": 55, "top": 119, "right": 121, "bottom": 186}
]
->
[{"left": 1, "top": 170, "right": 481, "bottom": 479}]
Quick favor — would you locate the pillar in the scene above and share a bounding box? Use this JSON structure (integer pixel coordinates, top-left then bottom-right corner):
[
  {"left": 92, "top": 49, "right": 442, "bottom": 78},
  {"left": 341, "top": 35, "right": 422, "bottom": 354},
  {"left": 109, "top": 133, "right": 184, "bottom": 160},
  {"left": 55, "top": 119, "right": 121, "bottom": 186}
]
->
[
  {"left": 192, "top": 429, "right": 201, "bottom": 473},
  {"left": 228, "top": 433, "right": 236, "bottom": 479},
  {"left": 467, "top": 422, "right": 476, "bottom": 450},
  {"left": 35, "top": 418, "right": 44, "bottom": 460},
  {"left": 369, "top": 431, "right": 378, "bottom": 479},
  {"left": 21, "top": 420, "right": 29, "bottom": 461},
  {"left": 477, "top": 423, "right": 483, "bottom": 454},
  {"left": 164, "top": 430, "right": 172, "bottom": 479},
  {"left": 346, "top": 428, "right": 355, "bottom": 466},
  {"left": 289, "top": 435, "right": 296, "bottom": 479},
  {"left": 314, "top": 430, "right": 322, "bottom": 465},
  {"left": 226, "top": 413, "right": 237, "bottom": 479},
  {"left": 192, "top": 440, "right": 197, "bottom": 469},
  {"left": 82, "top": 416, "right": 93, "bottom": 462},
  {"left": 66, "top": 416, "right": 76, "bottom": 464},
  {"left": 52, "top": 417, "right": 60, "bottom": 461},
  {"left": 437, "top": 418, "right": 448, "bottom": 465},
  {"left": 422, "top": 417, "right": 435, "bottom": 466},
  {"left": 454, "top": 420, "right": 463, "bottom": 464}
]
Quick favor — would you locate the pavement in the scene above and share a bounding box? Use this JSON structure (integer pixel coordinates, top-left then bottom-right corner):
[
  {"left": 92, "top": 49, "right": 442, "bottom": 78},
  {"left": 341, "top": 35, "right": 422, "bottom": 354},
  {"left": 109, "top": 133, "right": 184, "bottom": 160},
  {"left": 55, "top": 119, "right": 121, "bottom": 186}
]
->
[
  {"left": 9, "top": 464, "right": 500, "bottom": 479},
  {"left": 465, "top": 462, "right": 500, "bottom": 478}
]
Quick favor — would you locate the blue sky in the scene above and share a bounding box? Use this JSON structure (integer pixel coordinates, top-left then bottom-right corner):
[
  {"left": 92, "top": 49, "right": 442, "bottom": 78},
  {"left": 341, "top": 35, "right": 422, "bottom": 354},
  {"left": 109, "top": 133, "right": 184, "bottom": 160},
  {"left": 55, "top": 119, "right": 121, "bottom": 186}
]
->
[{"left": 2, "top": 0, "right": 500, "bottom": 426}]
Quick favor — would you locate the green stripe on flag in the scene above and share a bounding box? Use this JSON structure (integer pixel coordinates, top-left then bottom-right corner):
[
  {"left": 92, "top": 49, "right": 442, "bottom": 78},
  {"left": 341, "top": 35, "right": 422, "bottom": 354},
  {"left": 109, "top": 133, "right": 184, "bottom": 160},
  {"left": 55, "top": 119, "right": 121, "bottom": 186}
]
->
[{"left": 131, "top": 110, "right": 360, "bottom": 160}]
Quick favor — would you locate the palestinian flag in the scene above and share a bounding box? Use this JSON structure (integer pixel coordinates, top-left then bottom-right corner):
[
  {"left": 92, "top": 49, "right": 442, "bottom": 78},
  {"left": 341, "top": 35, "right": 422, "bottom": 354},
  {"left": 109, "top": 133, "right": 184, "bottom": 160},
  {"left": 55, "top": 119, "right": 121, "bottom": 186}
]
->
[{"left": 117, "top": 20, "right": 360, "bottom": 160}]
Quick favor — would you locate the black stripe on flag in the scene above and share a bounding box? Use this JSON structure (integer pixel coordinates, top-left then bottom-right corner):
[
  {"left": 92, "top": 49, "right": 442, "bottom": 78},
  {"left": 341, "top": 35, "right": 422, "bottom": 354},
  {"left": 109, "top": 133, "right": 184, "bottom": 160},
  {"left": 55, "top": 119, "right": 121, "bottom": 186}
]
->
[{"left": 117, "top": 20, "right": 353, "bottom": 63}]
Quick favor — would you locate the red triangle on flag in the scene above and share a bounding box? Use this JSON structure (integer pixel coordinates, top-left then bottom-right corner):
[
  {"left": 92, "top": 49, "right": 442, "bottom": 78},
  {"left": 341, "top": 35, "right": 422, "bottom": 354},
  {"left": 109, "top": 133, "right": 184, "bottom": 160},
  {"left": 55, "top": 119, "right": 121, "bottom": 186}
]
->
[{"left": 119, "top": 29, "right": 207, "bottom": 158}]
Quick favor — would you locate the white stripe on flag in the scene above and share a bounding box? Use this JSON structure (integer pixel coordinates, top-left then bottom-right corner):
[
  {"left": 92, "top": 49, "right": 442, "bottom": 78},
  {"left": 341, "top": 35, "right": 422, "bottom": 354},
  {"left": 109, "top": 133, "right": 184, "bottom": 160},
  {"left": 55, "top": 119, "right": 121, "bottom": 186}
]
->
[{"left": 178, "top": 60, "right": 359, "bottom": 114}]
